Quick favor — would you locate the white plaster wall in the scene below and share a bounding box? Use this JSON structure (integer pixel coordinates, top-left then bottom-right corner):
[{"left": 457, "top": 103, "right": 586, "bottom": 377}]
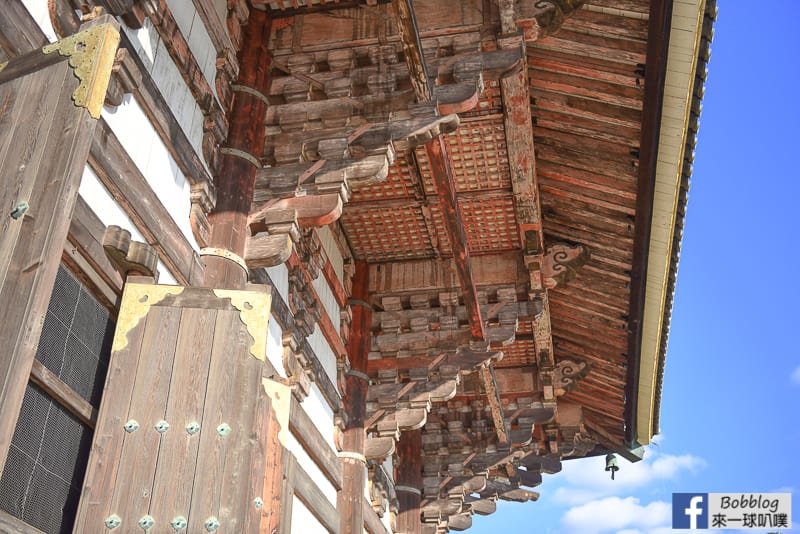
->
[
  {"left": 312, "top": 275, "right": 340, "bottom": 338},
  {"left": 266, "top": 263, "right": 290, "bottom": 304},
  {"left": 267, "top": 319, "right": 287, "bottom": 378},
  {"left": 164, "top": 0, "right": 219, "bottom": 98},
  {"left": 290, "top": 496, "right": 328, "bottom": 534},
  {"left": 79, "top": 166, "right": 178, "bottom": 285},
  {"left": 287, "top": 434, "right": 337, "bottom": 507},
  {"left": 101, "top": 95, "right": 196, "bottom": 253},
  {"left": 317, "top": 226, "right": 344, "bottom": 284},
  {"left": 308, "top": 326, "right": 338, "bottom": 388},
  {"left": 302, "top": 384, "right": 336, "bottom": 451},
  {"left": 123, "top": 20, "right": 208, "bottom": 170},
  {"left": 79, "top": 167, "right": 146, "bottom": 243},
  {"left": 21, "top": 0, "right": 56, "bottom": 42}
]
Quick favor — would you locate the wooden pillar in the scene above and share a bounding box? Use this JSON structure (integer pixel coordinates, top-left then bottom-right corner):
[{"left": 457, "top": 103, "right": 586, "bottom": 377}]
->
[
  {"left": 339, "top": 261, "right": 370, "bottom": 534},
  {"left": 203, "top": 8, "right": 272, "bottom": 288},
  {"left": 0, "top": 18, "right": 118, "bottom": 473},
  {"left": 395, "top": 429, "right": 423, "bottom": 534}
]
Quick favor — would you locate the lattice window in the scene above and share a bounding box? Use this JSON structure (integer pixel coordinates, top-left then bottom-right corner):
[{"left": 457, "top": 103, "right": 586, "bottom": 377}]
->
[{"left": 0, "top": 266, "right": 115, "bottom": 534}]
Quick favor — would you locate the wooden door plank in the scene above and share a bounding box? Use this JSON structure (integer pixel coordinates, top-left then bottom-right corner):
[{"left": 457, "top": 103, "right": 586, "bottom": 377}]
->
[
  {"left": 148, "top": 307, "right": 218, "bottom": 525},
  {"left": 186, "top": 310, "right": 248, "bottom": 531},
  {"left": 74, "top": 282, "right": 153, "bottom": 531},
  {"left": 217, "top": 308, "right": 264, "bottom": 531},
  {"left": 260, "top": 402, "right": 285, "bottom": 534},
  {"left": 0, "top": 64, "right": 69, "bottom": 289},
  {"left": 277, "top": 453, "right": 297, "bottom": 534},
  {"left": 107, "top": 305, "right": 182, "bottom": 525},
  {"left": 243, "top": 385, "right": 271, "bottom": 533}
]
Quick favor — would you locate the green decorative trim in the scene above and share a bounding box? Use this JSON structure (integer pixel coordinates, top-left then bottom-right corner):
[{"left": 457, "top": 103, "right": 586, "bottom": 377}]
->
[{"left": 42, "top": 23, "right": 120, "bottom": 118}]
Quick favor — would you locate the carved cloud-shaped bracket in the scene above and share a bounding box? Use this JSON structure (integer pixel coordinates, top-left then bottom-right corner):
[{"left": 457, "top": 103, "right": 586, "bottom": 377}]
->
[
  {"left": 542, "top": 243, "right": 590, "bottom": 289},
  {"left": 554, "top": 358, "right": 589, "bottom": 396}
]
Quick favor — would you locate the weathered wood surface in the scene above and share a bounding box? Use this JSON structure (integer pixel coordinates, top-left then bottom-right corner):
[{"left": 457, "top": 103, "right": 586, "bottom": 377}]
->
[
  {"left": 89, "top": 118, "right": 204, "bottom": 285},
  {"left": 396, "top": 429, "right": 423, "bottom": 534},
  {"left": 363, "top": 496, "right": 391, "bottom": 534},
  {"left": 74, "top": 277, "right": 154, "bottom": 530},
  {"left": 29, "top": 359, "right": 97, "bottom": 429},
  {"left": 147, "top": 307, "right": 216, "bottom": 528},
  {"left": 204, "top": 8, "right": 272, "bottom": 288},
  {"left": 339, "top": 261, "right": 369, "bottom": 534},
  {"left": 74, "top": 283, "right": 276, "bottom": 533},
  {"left": 0, "top": 510, "right": 45, "bottom": 534},
  {"left": 0, "top": 20, "right": 117, "bottom": 472}
]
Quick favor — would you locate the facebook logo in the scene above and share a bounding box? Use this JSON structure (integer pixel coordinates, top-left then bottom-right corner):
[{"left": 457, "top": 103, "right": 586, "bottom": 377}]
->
[{"left": 673, "top": 493, "right": 709, "bottom": 529}]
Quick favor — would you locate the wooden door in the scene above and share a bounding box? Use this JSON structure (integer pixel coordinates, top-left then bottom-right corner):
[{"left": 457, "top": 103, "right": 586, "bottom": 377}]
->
[
  {"left": 0, "top": 19, "right": 119, "bottom": 472},
  {"left": 74, "top": 280, "right": 282, "bottom": 533}
]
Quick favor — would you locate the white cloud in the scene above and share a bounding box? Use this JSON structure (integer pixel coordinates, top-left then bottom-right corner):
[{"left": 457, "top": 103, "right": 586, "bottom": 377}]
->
[
  {"left": 551, "top": 450, "right": 706, "bottom": 505},
  {"left": 560, "top": 497, "right": 670, "bottom": 534},
  {"left": 791, "top": 365, "right": 800, "bottom": 385}
]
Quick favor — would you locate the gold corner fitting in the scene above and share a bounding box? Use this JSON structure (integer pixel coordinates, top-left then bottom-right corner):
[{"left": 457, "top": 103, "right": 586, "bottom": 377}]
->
[
  {"left": 213, "top": 289, "right": 272, "bottom": 361},
  {"left": 262, "top": 378, "right": 291, "bottom": 447},
  {"left": 42, "top": 23, "right": 120, "bottom": 118},
  {"left": 112, "top": 284, "right": 185, "bottom": 352}
]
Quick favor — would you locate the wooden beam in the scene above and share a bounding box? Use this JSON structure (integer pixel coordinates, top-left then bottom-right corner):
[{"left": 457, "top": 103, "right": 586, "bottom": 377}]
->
[
  {"left": 391, "top": 0, "right": 432, "bottom": 101},
  {"left": 29, "top": 360, "right": 97, "bottom": 429},
  {"left": 289, "top": 396, "right": 343, "bottom": 490},
  {"left": 286, "top": 251, "right": 348, "bottom": 358},
  {"left": 116, "top": 29, "right": 215, "bottom": 192},
  {"left": 89, "top": 118, "right": 204, "bottom": 285},
  {"left": 389, "top": 0, "right": 509, "bottom": 446},
  {"left": 363, "top": 497, "right": 391, "bottom": 534},
  {"left": 249, "top": 268, "right": 343, "bottom": 412},
  {"left": 293, "top": 455, "right": 341, "bottom": 534}
]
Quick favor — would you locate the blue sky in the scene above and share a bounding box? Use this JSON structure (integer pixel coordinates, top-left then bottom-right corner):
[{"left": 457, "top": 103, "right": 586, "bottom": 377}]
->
[{"left": 471, "top": 2, "right": 799, "bottom": 533}]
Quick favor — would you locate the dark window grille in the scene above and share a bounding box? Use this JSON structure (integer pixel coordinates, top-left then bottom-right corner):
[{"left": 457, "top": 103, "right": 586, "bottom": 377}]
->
[
  {"left": 0, "top": 266, "right": 115, "bottom": 533},
  {"left": 34, "top": 266, "right": 115, "bottom": 408}
]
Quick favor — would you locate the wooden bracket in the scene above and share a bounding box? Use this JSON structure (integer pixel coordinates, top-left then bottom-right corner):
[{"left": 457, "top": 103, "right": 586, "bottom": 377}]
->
[
  {"left": 541, "top": 243, "right": 590, "bottom": 289},
  {"left": 102, "top": 225, "right": 159, "bottom": 280}
]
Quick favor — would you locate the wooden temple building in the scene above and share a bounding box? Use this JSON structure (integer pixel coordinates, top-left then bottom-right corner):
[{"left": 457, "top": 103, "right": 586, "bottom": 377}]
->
[{"left": 0, "top": 0, "right": 714, "bottom": 532}]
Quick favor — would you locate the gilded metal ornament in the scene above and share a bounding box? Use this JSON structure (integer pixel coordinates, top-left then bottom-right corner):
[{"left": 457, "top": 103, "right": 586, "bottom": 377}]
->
[
  {"left": 41, "top": 23, "right": 120, "bottom": 118},
  {"left": 262, "top": 378, "right": 292, "bottom": 447},
  {"left": 213, "top": 289, "right": 271, "bottom": 361},
  {"left": 112, "top": 284, "right": 184, "bottom": 352}
]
